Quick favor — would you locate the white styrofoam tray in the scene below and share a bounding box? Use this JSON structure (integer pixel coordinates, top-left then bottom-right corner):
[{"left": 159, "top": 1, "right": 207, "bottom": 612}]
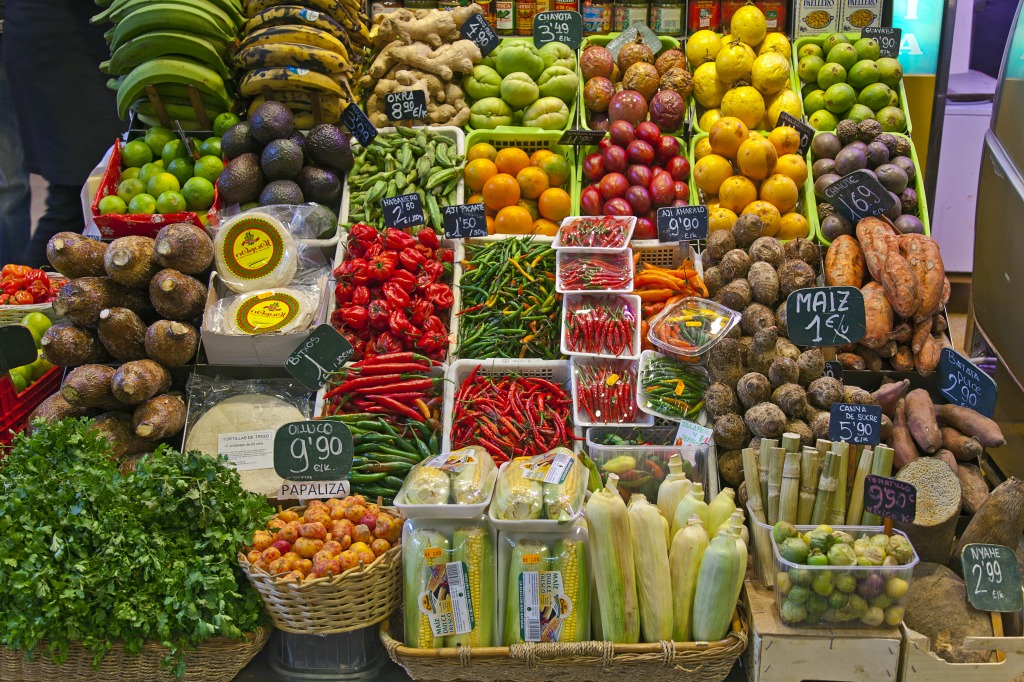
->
[{"left": 560, "top": 292, "right": 642, "bottom": 360}]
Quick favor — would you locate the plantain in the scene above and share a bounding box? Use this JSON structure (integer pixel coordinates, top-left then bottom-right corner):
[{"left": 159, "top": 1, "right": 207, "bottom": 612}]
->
[
  {"left": 244, "top": 4, "right": 349, "bottom": 40},
  {"left": 109, "top": 4, "right": 233, "bottom": 52},
  {"left": 234, "top": 42, "right": 349, "bottom": 75},
  {"left": 238, "top": 24, "right": 349, "bottom": 60},
  {"left": 244, "top": 0, "right": 351, "bottom": 26},
  {"left": 115, "top": 57, "right": 232, "bottom": 119},
  {"left": 104, "top": 31, "right": 232, "bottom": 79},
  {"left": 239, "top": 66, "right": 343, "bottom": 97},
  {"left": 93, "top": 0, "right": 243, "bottom": 29}
]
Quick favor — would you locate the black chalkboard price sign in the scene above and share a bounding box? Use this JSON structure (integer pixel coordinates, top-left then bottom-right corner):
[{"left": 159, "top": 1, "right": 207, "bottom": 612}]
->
[
  {"left": 443, "top": 203, "right": 487, "bottom": 239},
  {"left": 829, "top": 403, "right": 882, "bottom": 445},
  {"left": 0, "top": 324, "right": 38, "bottom": 373},
  {"left": 823, "top": 360, "right": 844, "bottom": 381},
  {"left": 533, "top": 11, "right": 583, "bottom": 50},
  {"left": 862, "top": 27, "right": 902, "bottom": 59},
  {"left": 341, "top": 102, "right": 377, "bottom": 147},
  {"left": 274, "top": 420, "right": 353, "bottom": 482},
  {"left": 939, "top": 347, "right": 998, "bottom": 418},
  {"left": 559, "top": 129, "right": 606, "bottom": 146},
  {"left": 460, "top": 13, "right": 500, "bottom": 56},
  {"left": 605, "top": 25, "right": 661, "bottom": 59},
  {"left": 960, "top": 543, "right": 1024, "bottom": 613},
  {"left": 657, "top": 204, "right": 708, "bottom": 242},
  {"left": 863, "top": 474, "right": 917, "bottom": 524},
  {"left": 822, "top": 169, "right": 896, "bottom": 223},
  {"left": 381, "top": 192, "right": 424, "bottom": 229},
  {"left": 384, "top": 90, "right": 427, "bottom": 121},
  {"left": 775, "top": 111, "right": 815, "bottom": 157},
  {"left": 785, "top": 285, "right": 867, "bottom": 346},
  {"left": 286, "top": 323, "right": 354, "bottom": 392}
]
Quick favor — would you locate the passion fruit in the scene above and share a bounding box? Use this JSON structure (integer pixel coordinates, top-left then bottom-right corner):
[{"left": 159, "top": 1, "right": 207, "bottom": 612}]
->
[
  {"left": 618, "top": 36, "right": 654, "bottom": 73},
  {"left": 622, "top": 62, "right": 661, "bottom": 101},
  {"left": 655, "top": 48, "right": 687, "bottom": 75},
  {"left": 584, "top": 77, "right": 615, "bottom": 113}
]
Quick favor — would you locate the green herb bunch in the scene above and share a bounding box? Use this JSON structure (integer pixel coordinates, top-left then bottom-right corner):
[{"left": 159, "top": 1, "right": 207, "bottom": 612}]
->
[{"left": 0, "top": 418, "right": 273, "bottom": 676}]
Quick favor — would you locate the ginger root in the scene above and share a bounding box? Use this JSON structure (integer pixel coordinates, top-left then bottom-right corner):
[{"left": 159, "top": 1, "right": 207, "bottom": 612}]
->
[
  {"left": 395, "top": 69, "right": 445, "bottom": 103},
  {"left": 375, "top": 8, "right": 459, "bottom": 48},
  {"left": 360, "top": 39, "right": 481, "bottom": 86}
]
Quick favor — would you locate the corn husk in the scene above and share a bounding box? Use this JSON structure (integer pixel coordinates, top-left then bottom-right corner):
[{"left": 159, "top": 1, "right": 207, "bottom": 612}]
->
[
  {"left": 657, "top": 453, "right": 692, "bottom": 521},
  {"left": 493, "top": 457, "right": 544, "bottom": 520},
  {"left": 627, "top": 494, "right": 673, "bottom": 642},
  {"left": 669, "top": 515, "right": 708, "bottom": 642},
  {"left": 671, "top": 483, "right": 709, "bottom": 539},
  {"left": 708, "top": 487, "right": 737, "bottom": 532},
  {"left": 584, "top": 474, "right": 640, "bottom": 643}
]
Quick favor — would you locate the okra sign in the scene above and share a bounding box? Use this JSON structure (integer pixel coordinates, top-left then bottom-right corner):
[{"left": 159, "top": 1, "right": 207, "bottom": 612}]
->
[
  {"left": 274, "top": 420, "right": 354, "bottom": 498},
  {"left": 785, "top": 286, "right": 866, "bottom": 347}
]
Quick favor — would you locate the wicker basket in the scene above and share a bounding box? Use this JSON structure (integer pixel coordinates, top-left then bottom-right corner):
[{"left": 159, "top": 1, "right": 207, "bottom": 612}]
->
[
  {"left": 238, "top": 505, "right": 404, "bottom": 635},
  {"left": 380, "top": 607, "right": 749, "bottom": 682},
  {"left": 0, "top": 274, "right": 67, "bottom": 325},
  {"left": 0, "top": 626, "right": 270, "bottom": 682}
]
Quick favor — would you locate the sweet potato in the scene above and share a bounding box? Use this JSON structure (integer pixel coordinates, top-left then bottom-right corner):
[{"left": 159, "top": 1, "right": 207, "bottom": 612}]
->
[
  {"left": 940, "top": 426, "right": 983, "bottom": 462},
  {"left": 854, "top": 346, "right": 883, "bottom": 371},
  {"left": 861, "top": 282, "right": 893, "bottom": 349},
  {"left": 892, "top": 344, "right": 914, "bottom": 371},
  {"left": 880, "top": 251, "right": 921, "bottom": 319},
  {"left": 957, "top": 463, "right": 990, "bottom": 515},
  {"left": 905, "top": 388, "right": 941, "bottom": 453},
  {"left": 872, "top": 379, "right": 910, "bottom": 417},
  {"left": 914, "top": 334, "right": 943, "bottom": 376},
  {"left": 880, "top": 414, "right": 892, "bottom": 441},
  {"left": 856, "top": 216, "right": 898, "bottom": 282},
  {"left": 890, "top": 322, "right": 913, "bottom": 344},
  {"left": 824, "top": 235, "right": 865, "bottom": 287},
  {"left": 911, "top": 316, "right": 933, "bottom": 354},
  {"left": 899, "top": 234, "right": 945, "bottom": 322},
  {"left": 838, "top": 352, "right": 866, "bottom": 370},
  {"left": 877, "top": 340, "right": 898, "bottom": 358},
  {"left": 935, "top": 449, "right": 958, "bottom": 473},
  {"left": 891, "top": 398, "right": 920, "bottom": 469},
  {"left": 935, "top": 404, "right": 1006, "bottom": 448}
]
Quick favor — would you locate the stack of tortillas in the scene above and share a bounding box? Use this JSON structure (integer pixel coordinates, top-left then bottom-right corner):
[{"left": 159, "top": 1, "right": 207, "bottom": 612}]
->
[{"left": 214, "top": 211, "right": 298, "bottom": 293}]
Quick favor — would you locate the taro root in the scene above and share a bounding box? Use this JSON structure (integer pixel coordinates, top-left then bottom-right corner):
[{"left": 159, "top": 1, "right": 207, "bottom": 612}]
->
[
  {"left": 744, "top": 402, "right": 788, "bottom": 438},
  {"left": 706, "top": 381, "right": 740, "bottom": 419},
  {"left": 736, "top": 372, "right": 771, "bottom": 410}
]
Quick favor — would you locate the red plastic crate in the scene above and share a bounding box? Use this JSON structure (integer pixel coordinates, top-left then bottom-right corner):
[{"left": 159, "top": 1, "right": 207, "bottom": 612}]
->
[{"left": 0, "top": 366, "right": 62, "bottom": 446}]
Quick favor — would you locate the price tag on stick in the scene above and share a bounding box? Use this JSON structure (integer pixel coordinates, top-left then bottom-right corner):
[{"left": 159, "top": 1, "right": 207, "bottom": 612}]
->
[
  {"left": 341, "top": 102, "right": 377, "bottom": 147},
  {"left": 533, "top": 11, "right": 583, "bottom": 49},
  {"left": 822, "top": 169, "right": 896, "bottom": 223},
  {"left": 939, "top": 347, "right": 998, "bottom": 418},
  {"left": 384, "top": 90, "right": 427, "bottom": 122},
  {"left": 960, "top": 544, "right": 1023, "bottom": 613},
  {"left": 863, "top": 474, "right": 917, "bottom": 528},
  {"left": 775, "top": 111, "right": 814, "bottom": 157},
  {"left": 559, "top": 129, "right": 606, "bottom": 146},
  {"left": 823, "top": 360, "right": 844, "bottom": 381},
  {"left": 460, "top": 13, "right": 500, "bottom": 56},
  {"left": 443, "top": 203, "right": 487, "bottom": 239},
  {"left": 605, "top": 25, "right": 661, "bottom": 59},
  {"left": 274, "top": 420, "right": 354, "bottom": 499},
  {"left": 285, "top": 323, "right": 354, "bottom": 392},
  {"left": 657, "top": 205, "right": 708, "bottom": 242},
  {"left": 381, "top": 192, "right": 425, "bottom": 230},
  {"left": 829, "top": 403, "right": 882, "bottom": 445},
  {"left": 785, "top": 286, "right": 866, "bottom": 346},
  {"left": 862, "top": 27, "right": 903, "bottom": 58},
  {"left": 0, "top": 324, "right": 38, "bottom": 373}
]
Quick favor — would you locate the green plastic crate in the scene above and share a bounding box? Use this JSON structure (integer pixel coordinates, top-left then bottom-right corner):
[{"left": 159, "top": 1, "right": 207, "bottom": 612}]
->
[
  {"left": 811, "top": 132, "right": 930, "bottom": 245},
  {"left": 687, "top": 131, "right": 816, "bottom": 241},
  {"left": 791, "top": 32, "right": 912, "bottom": 135}
]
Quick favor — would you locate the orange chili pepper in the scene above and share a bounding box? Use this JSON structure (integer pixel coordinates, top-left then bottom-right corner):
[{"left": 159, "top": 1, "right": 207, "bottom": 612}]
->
[{"left": 636, "top": 288, "right": 674, "bottom": 302}]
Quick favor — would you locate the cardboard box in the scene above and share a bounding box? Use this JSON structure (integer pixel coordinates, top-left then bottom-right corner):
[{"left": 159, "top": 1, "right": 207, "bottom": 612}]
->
[{"left": 795, "top": 0, "right": 840, "bottom": 36}]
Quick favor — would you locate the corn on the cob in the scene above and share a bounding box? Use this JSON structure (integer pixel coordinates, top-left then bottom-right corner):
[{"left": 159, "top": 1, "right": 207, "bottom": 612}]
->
[
  {"left": 627, "top": 494, "right": 673, "bottom": 642},
  {"left": 504, "top": 539, "right": 550, "bottom": 645},
  {"left": 726, "top": 519, "right": 748, "bottom": 611},
  {"left": 691, "top": 532, "right": 741, "bottom": 641},
  {"left": 544, "top": 449, "right": 583, "bottom": 522},
  {"left": 585, "top": 474, "right": 640, "bottom": 643},
  {"left": 452, "top": 447, "right": 494, "bottom": 505},
  {"left": 404, "top": 466, "right": 451, "bottom": 505},
  {"left": 552, "top": 537, "right": 590, "bottom": 642},
  {"left": 657, "top": 453, "right": 692, "bottom": 521},
  {"left": 448, "top": 526, "right": 494, "bottom": 647},
  {"left": 404, "top": 528, "right": 450, "bottom": 648},
  {"left": 670, "top": 515, "right": 708, "bottom": 642},
  {"left": 671, "top": 483, "right": 709, "bottom": 540},
  {"left": 493, "top": 457, "right": 544, "bottom": 520},
  {"left": 708, "top": 488, "right": 737, "bottom": 534}
]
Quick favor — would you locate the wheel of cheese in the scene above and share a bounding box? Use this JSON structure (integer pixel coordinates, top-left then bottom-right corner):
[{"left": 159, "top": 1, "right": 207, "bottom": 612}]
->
[
  {"left": 224, "top": 287, "right": 317, "bottom": 335},
  {"left": 214, "top": 210, "right": 298, "bottom": 292}
]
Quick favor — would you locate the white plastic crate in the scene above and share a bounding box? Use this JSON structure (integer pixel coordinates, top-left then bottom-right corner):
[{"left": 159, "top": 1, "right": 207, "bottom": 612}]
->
[
  {"left": 570, "top": 356, "right": 652, "bottom": 428},
  {"left": 555, "top": 248, "right": 634, "bottom": 294},
  {"left": 552, "top": 215, "right": 636, "bottom": 252},
  {"left": 560, "top": 292, "right": 642, "bottom": 360}
]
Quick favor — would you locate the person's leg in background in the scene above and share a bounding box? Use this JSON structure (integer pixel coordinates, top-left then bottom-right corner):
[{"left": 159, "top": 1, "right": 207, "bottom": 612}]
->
[{"left": 0, "top": 35, "right": 32, "bottom": 265}]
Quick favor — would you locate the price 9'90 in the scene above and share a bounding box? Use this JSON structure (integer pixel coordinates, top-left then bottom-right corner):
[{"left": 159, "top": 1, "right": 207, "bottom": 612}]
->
[
  {"left": 290, "top": 435, "right": 345, "bottom": 475},
  {"left": 867, "top": 482, "right": 911, "bottom": 513}
]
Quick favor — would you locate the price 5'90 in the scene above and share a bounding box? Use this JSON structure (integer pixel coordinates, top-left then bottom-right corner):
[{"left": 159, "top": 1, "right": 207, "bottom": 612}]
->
[{"left": 836, "top": 419, "right": 873, "bottom": 441}]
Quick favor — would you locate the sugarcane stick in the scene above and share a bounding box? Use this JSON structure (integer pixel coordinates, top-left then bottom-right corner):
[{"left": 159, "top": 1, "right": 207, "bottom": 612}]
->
[
  {"left": 830, "top": 441, "right": 850, "bottom": 526},
  {"left": 797, "top": 446, "right": 819, "bottom": 525},
  {"left": 767, "top": 446, "right": 785, "bottom": 525},
  {"left": 759, "top": 438, "right": 776, "bottom": 516},
  {"left": 846, "top": 446, "right": 874, "bottom": 526},
  {"left": 779, "top": 450, "right": 801, "bottom": 524},
  {"left": 742, "top": 448, "right": 766, "bottom": 524},
  {"left": 811, "top": 451, "right": 839, "bottom": 525},
  {"left": 782, "top": 432, "right": 801, "bottom": 454},
  {"left": 862, "top": 445, "right": 895, "bottom": 525}
]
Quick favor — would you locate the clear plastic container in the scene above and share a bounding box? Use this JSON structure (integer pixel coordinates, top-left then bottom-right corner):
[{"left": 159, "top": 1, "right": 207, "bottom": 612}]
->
[
  {"left": 647, "top": 297, "right": 740, "bottom": 358},
  {"left": 268, "top": 627, "right": 384, "bottom": 680},
  {"left": 585, "top": 425, "right": 710, "bottom": 502},
  {"left": 555, "top": 249, "right": 634, "bottom": 294},
  {"left": 770, "top": 525, "right": 920, "bottom": 629},
  {"left": 560, "top": 292, "right": 642, "bottom": 360},
  {"left": 487, "top": 453, "right": 587, "bottom": 532},
  {"left": 745, "top": 499, "right": 775, "bottom": 588},
  {"left": 394, "top": 446, "right": 498, "bottom": 520},
  {"left": 570, "top": 357, "right": 652, "bottom": 427},
  {"left": 552, "top": 215, "right": 636, "bottom": 252},
  {"left": 636, "top": 350, "right": 710, "bottom": 422}
]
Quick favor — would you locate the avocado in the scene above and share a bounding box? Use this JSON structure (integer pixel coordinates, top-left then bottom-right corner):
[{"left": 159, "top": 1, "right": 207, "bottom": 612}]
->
[
  {"left": 307, "top": 204, "right": 338, "bottom": 238},
  {"left": 221, "top": 122, "right": 258, "bottom": 159},
  {"left": 296, "top": 166, "right": 341, "bottom": 206},
  {"left": 289, "top": 131, "right": 306, "bottom": 160},
  {"left": 259, "top": 179, "right": 304, "bottom": 206},
  {"left": 218, "top": 153, "right": 264, "bottom": 205},
  {"left": 260, "top": 139, "right": 304, "bottom": 180},
  {"left": 250, "top": 100, "right": 294, "bottom": 145},
  {"left": 305, "top": 124, "right": 353, "bottom": 173}
]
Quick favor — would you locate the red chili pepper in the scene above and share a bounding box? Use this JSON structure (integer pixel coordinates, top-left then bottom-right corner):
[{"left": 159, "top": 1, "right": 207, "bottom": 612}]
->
[
  {"left": 325, "top": 373, "right": 407, "bottom": 398},
  {"left": 12, "top": 290, "right": 33, "bottom": 305},
  {"left": 389, "top": 269, "right": 417, "bottom": 293},
  {"left": 368, "top": 251, "right": 397, "bottom": 281},
  {"left": 382, "top": 281, "right": 411, "bottom": 309},
  {"left": 340, "top": 258, "right": 371, "bottom": 284},
  {"left": 373, "top": 395, "right": 425, "bottom": 421},
  {"left": 340, "top": 305, "right": 369, "bottom": 330},
  {"left": 435, "top": 247, "right": 454, "bottom": 263},
  {"left": 351, "top": 285, "right": 371, "bottom": 306},
  {"left": 364, "top": 392, "right": 426, "bottom": 403},
  {"left": 421, "top": 260, "right": 444, "bottom": 282},
  {"left": 1, "top": 264, "right": 30, "bottom": 279},
  {"left": 357, "top": 361, "right": 432, "bottom": 376},
  {"left": 367, "top": 299, "right": 391, "bottom": 330},
  {"left": 398, "top": 247, "right": 425, "bottom": 272},
  {"left": 351, "top": 378, "right": 434, "bottom": 393},
  {"left": 388, "top": 309, "right": 419, "bottom": 338},
  {"left": 27, "top": 280, "right": 48, "bottom": 303},
  {"left": 410, "top": 298, "right": 434, "bottom": 326},
  {"left": 425, "top": 282, "right": 453, "bottom": 309},
  {"left": 384, "top": 227, "right": 416, "bottom": 251},
  {"left": 370, "top": 331, "right": 404, "bottom": 355},
  {"left": 417, "top": 228, "right": 439, "bottom": 249},
  {"left": 356, "top": 351, "right": 429, "bottom": 366},
  {"left": 334, "top": 281, "right": 355, "bottom": 304}
]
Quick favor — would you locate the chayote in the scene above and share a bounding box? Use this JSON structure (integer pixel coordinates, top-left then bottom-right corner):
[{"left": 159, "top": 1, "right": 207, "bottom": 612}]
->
[
  {"left": 465, "top": 65, "right": 502, "bottom": 101},
  {"left": 538, "top": 66, "right": 579, "bottom": 104},
  {"left": 469, "top": 97, "right": 514, "bottom": 129},
  {"left": 521, "top": 96, "right": 570, "bottom": 130},
  {"left": 499, "top": 72, "right": 540, "bottom": 110}
]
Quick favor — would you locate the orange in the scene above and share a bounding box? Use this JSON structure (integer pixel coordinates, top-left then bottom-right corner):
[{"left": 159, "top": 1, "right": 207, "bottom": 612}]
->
[
  {"left": 533, "top": 218, "right": 559, "bottom": 236},
  {"left": 538, "top": 187, "right": 571, "bottom": 222},
  {"left": 760, "top": 173, "right": 799, "bottom": 213},
  {"left": 516, "top": 166, "right": 550, "bottom": 200},
  {"left": 735, "top": 137, "right": 777, "bottom": 181},
  {"left": 718, "top": 175, "right": 758, "bottom": 213},
  {"left": 767, "top": 126, "right": 801, "bottom": 156},
  {"left": 742, "top": 200, "right": 781, "bottom": 237},
  {"left": 495, "top": 147, "right": 530, "bottom": 176},
  {"left": 708, "top": 117, "right": 749, "bottom": 159},
  {"left": 464, "top": 158, "right": 498, "bottom": 193},
  {"left": 494, "top": 205, "right": 534, "bottom": 234},
  {"left": 530, "top": 149, "right": 555, "bottom": 165},
  {"left": 486, "top": 215, "right": 496, "bottom": 234},
  {"left": 774, "top": 153, "right": 808, "bottom": 186},
  {"left": 693, "top": 154, "right": 734, "bottom": 195},
  {"left": 777, "top": 211, "right": 809, "bottom": 240},
  {"left": 468, "top": 142, "right": 498, "bottom": 162},
  {"left": 709, "top": 206, "right": 738, "bottom": 232},
  {"left": 537, "top": 153, "right": 570, "bottom": 187},
  {"left": 468, "top": 193, "right": 485, "bottom": 204},
  {"left": 482, "top": 173, "right": 520, "bottom": 210},
  {"left": 694, "top": 137, "right": 714, "bottom": 160},
  {"left": 517, "top": 198, "right": 540, "bottom": 221},
  {"left": 705, "top": 198, "right": 721, "bottom": 212}
]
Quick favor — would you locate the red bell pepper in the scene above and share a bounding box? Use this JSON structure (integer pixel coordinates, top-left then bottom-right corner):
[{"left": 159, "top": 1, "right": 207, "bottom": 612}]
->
[
  {"left": 371, "top": 331, "right": 404, "bottom": 355},
  {"left": 417, "top": 228, "right": 439, "bottom": 249},
  {"left": 389, "top": 269, "right": 417, "bottom": 293},
  {"left": 340, "top": 305, "right": 369, "bottom": 330},
  {"left": 339, "top": 258, "right": 371, "bottom": 284},
  {"left": 382, "top": 281, "right": 411, "bottom": 309},
  {"left": 410, "top": 298, "right": 434, "bottom": 326},
  {"left": 368, "top": 251, "right": 397, "bottom": 281},
  {"left": 388, "top": 309, "right": 419, "bottom": 338},
  {"left": 1, "top": 264, "right": 30, "bottom": 279},
  {"left": 436, "top": 247, "right": 454, "bottom": 263},
  {"left": 350, "top": 223, "right": 379, "bottom": 246},
  {"left": 334, "top": 281, "right": 354, "bottom": 304},
  {"left": 426, "top": 282, "right": 454, "bottom": 309},
  {"left": 384, "top": 227, "right": 416, "bottom": 251},
  {"left": 12, "top": 290, "right": 33, "bottom": 305},
  {"left": 367, "top": 299, "right": 391, "bottom": 330},
  {"left": 398, "top": 247, "right": 425, "bottom": 272},
  {"left": 422, "top": 260, "right": 445, "bottom": 282},
  {"left": 27, "top": 280, "right": 48, "bottom": 303},
  {"left": 351, "top": 285, "right": 371, "bottom": 306}
]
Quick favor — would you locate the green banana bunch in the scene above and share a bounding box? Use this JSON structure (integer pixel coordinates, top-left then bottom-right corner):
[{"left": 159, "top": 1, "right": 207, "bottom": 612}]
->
[
  {"left": 108, "top": 4, "right": 234, "bottom": 52},
  {"left": 115, "top": 57, "right": 232, "bottom": 119},
  {"left": 93, "top": 0, "right": 243, "bottom": 31},
  {"left": 103, "top": 31, "right": 232, "bottom": 79}
]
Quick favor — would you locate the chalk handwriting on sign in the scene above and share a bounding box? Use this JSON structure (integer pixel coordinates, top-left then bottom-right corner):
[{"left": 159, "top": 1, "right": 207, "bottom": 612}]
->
[
  {"left": 533, "top": 11, "right": 583, "bottom": 49},
  {"left": 443, "top": 203, "right": 488, "bottom": 239},
  {"left": 381, "top": 192, "right": 425, "bottom": 230},
  {"left": 341, "top": 102, "right": 377, "bottom": 147},
  {"left": 384, "top": 90, "right": 427, "bottom": 121},
  {"left": 939, "top": 347, "right": 997, "bottom": 418},
  {"left": 822, "top": 169, "right": 896, "bottom": 223},
  {"left": 786, "top": 286, "right": 866, "bottom": 346},
  {"left": 657, "top": 205, "right": 709, "bottom": 242},
  {"left": 285, "top": 323, "right": 354, "bottom": 391},
  {"left": 829, "top": 403, "right": 882, "bottom": 446},
  {"left": 863, "top": 474, "right": 917, "bottom": 524},
  {"left": 960, "top": 543, "right": 1023, "bottom": 612},
  {"left": 273, "top": 420, "right": 353, "bottom": 482},
  {"left": 460, "top": 13, "right": 500, "bottom": 56}
]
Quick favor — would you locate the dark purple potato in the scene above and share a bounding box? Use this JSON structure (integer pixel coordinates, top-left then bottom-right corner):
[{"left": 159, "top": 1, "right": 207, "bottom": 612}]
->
[
  {"left": 866, "top": 141, "right": 890, "bottom": 168},
  {"left": 811, "top": 133, "right": 842, "bottom": 160},
  {"left": 848, "top": 141, "right": 868, "bottom": 152},
  {"left": 834, "top": 147, "right": 868, "bottom": 176},
  {"left": 821, "top": 213, "right": 854, "bottom": 241},
  {"left": 812, "top": 158, "right": 836, "bottom": 179},
  {"left": 876, "top": 163, "right": 909, "bottom": 194},
  {"left": 884, "top": 191, "right": 902, "bottom": 221},
  {"left": 891, "top": 155, "right": 916, "bottom": 182},
  {"left": 814, "top": 173, "right": 841, "bottom": 200},
  {"left": 900, "top": 187, "right": 918, "bottom": 214},
  {"left": 895, "top": 214, "right": 925, "bottom": 234}
]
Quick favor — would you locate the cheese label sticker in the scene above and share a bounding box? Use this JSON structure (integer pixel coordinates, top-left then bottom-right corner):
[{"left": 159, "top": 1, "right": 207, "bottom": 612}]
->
[
  {"left": 236, "top": 292, "right": 300, "bottom": 334},
  {"left": 217, "top": 429, "right": 275, "bottom": 470},
  {"left": 223, "top": 216, "right": 284, "bottom": 280}
]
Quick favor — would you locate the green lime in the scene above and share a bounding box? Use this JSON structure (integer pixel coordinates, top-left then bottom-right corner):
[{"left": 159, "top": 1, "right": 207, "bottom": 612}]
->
[
  {"left": 117, "top": 178, "right": 145, "bottom": 204},
  {"left": 798, "top": 55, "right": 825, "bottom": 83},
  {"left": 182, "top": 176, "right": 215, "bottom": 210},
  {"left": 98, "top": 195, "right": 127, "bottom": 215},
  {"left": 166, "top": 157, "right": 195, "bottom": 186},
  {"left": 213, "top": 112, "right": 241, "bottom": 137},
  {"left": 156, "top": 190, "right": 187, "bottom": 214},
  {"left": 29, "top": 353, "right": 53, "bottom": 380},
  {"left": 8, "top": 370, "right": 27, "bottom": 393},
  {"left": 161, "top": 139, "right": 190, "bottom": 167},
  {"left": 194, "top": 155, "right": 225, "bottom": 183},
  {"left": 199, "top": 137, "right": 222, "bottom": 158},
  {"left": 122, "top": 140, "right": 153, "bottom": 168},
  {"left": 147, "top": 172, "right": 181, "bottom": 197},
  {"left": 128, "top": 193, "right": 157, "bottom": 214},
  {"left": 138, "top": 162, "right": 164, "bottom": 187},
  {"left": 144, "top": 126, "right": 175, "bottom": 157},
  {"left": 20, "top": 312, "right": 51, "bottom": 347},
  {"left": 120, "top": 167, "right": 141, "bottom": 181}
]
